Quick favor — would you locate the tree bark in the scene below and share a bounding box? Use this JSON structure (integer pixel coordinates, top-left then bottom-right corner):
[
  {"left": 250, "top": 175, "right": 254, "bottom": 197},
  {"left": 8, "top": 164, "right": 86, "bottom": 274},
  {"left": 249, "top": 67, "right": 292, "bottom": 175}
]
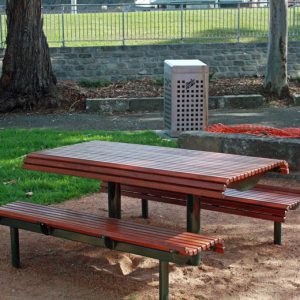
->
[
  {"left": 0, "top": 0, "right": 59, "bottom": 112},
  {"left": 263, "top": 0, "right": 288, "bottom": 96}
]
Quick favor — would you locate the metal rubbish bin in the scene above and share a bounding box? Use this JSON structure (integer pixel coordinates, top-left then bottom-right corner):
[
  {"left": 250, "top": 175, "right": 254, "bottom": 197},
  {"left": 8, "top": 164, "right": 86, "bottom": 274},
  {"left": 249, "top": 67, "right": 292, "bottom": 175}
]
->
[{"left": 164, "top": 59, "right": 209, "bottom": 137}]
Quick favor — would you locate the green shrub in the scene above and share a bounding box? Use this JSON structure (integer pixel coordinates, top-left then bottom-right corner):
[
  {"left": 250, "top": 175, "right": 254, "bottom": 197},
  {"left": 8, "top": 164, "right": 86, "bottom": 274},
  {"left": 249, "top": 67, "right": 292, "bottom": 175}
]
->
[
  {"left": 153, "top": 78, "right": 164, "bottom": 86},
  {"left": 78, "top": 79, "right": 111, "bottom": 88}
]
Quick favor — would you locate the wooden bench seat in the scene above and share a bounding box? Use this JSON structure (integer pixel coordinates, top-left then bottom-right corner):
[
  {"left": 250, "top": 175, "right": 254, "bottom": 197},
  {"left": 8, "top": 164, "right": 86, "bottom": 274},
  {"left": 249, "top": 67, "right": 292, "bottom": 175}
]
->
[
  {"left": 101, "top": 182, "right": 300, "bottom": 245},
  {"left": 0, "top": 201, "right": 223, "bottom": 299}
]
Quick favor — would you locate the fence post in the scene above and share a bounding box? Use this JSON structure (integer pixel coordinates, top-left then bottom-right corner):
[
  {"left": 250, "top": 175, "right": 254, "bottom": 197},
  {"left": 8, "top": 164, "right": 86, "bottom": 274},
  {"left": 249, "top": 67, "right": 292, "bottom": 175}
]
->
[
  {"left": 237, "top": 3, "right": 240, "bottom": 44},
  {"left": 71, "top": 0, "right": 77, "bottom": 14},
  {"left": 61, "top": 5, "right": 65, "bottom": 47},
  {"left": 180, "top": 4, "right": 184, "bottom": 43},
  {"left": 122, "top": 6, "right": 125, "bottom": 46},
  {"left": 0, "top": 14, "right": 3, "bottom": 48}
]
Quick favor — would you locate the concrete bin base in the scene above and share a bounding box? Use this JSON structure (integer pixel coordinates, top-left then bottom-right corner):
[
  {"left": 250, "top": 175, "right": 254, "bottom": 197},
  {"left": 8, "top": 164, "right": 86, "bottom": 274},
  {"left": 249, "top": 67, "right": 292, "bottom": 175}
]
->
[{"left": 178, "top": 131, "right": 300, "bottom": 171}]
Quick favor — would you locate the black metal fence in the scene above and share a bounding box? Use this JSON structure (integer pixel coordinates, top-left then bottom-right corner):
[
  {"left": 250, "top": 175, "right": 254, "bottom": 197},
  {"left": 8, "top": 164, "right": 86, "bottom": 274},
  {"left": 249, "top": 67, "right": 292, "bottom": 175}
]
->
[{"left": 0, "top": 1, "right": 299, "bottom": 47}]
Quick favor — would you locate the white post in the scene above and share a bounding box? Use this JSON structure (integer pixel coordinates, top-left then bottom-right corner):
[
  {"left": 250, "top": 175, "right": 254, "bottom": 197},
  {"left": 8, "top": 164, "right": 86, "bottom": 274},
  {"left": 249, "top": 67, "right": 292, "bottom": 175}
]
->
[{"left": 71, "top": 0, "right": 77, "bottom": 14}]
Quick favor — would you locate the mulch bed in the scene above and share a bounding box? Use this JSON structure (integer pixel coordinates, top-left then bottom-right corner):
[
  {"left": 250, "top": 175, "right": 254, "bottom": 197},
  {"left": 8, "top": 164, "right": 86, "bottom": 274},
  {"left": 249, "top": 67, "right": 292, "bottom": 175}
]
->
[{"left": 55, "top": 77, "right": 299, "bottom": 112}]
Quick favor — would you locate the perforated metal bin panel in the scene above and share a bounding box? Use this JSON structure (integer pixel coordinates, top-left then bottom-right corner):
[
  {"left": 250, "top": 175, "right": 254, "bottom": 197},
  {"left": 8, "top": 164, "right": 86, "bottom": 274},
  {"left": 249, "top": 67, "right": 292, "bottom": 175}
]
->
[{"left": 164, "top": 60, "right": 209, "bottom": 137}]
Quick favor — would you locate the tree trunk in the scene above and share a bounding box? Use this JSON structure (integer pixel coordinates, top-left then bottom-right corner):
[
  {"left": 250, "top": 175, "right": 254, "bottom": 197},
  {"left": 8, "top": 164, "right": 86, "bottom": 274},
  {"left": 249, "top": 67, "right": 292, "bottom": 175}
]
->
[
  {"left": 0, "top": 0, "right": 59, "bottom": 112},
  {"left": 263, "top": 0, "right": 288, "bottom": 96}
]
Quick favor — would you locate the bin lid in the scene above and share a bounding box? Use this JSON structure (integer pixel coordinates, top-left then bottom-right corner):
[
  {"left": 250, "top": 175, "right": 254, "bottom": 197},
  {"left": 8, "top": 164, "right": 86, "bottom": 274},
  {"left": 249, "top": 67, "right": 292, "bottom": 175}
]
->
[
  {"left": 165, "top": 59, "right": 207, "bottom": 67},
  {"left": 164, "top": 60, "right": 208, "bottom": 73}
]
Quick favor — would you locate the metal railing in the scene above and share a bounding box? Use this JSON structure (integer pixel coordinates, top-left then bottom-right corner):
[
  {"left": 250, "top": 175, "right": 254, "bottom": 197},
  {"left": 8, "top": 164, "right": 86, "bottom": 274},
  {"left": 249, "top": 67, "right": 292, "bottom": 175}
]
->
[{"left": 0, "top": 1, "right": 299, "bottom": 47}]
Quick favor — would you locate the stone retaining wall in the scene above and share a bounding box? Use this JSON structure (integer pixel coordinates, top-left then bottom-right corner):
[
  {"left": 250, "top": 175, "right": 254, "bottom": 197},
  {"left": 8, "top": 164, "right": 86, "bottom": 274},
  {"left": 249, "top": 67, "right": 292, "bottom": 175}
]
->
[
  {"left": 178, "top": 131, "right": 300, "bottom": 171},
  {"left": 0, "top": 42, "right": 299, "bottom": 81},
  {"left": 86, "top": 94, "right": 265, "bottom": 114}
]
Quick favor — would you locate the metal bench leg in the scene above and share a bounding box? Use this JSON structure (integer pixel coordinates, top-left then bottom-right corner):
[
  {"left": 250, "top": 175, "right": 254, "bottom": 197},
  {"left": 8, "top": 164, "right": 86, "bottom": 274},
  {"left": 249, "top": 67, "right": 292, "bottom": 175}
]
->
[
  {"left": 274, "top": 222, "right": 282, "bottom": 245},
  {"left": 10, "top": 227, "right": 20, "bottom": 268},
  {"left": 159, "top": 261, "right": 169, "bottom": 300},
  {"left": 141, "top": 199, "right": 149, "bottom": 219},
  {"left": 186, "top": 195, "right": 201, "bottom": 234},
  {"left": 187, "top": 195, "right": 201, "bottom": 265},
  {"left": 108, "top": 182, "right": 121, "bottom": 219}
]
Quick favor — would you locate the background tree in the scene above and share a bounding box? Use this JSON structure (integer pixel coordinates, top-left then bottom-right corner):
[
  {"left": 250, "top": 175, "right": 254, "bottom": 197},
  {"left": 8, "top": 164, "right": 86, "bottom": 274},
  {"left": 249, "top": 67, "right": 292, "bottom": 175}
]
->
[
  {"left": 0, "top": 0, "right": 59, "bottom": 112},
  {"left": 264, "top": 0, "right": 288, "bottom": 96}
]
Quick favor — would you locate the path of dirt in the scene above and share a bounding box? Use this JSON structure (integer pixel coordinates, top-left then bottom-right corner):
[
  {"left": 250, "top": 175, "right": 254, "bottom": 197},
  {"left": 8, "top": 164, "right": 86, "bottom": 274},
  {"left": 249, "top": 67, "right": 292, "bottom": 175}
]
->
[{"left": 0, "top": 178, "right": 299, "bottom": 300}]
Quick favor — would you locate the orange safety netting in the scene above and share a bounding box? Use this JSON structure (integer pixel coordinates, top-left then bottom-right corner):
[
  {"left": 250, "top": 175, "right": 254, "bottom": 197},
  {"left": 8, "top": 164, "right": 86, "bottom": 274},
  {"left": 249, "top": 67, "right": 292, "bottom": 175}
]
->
[{"left": 206, "top": 124, "right": 300, "bottom": 138}]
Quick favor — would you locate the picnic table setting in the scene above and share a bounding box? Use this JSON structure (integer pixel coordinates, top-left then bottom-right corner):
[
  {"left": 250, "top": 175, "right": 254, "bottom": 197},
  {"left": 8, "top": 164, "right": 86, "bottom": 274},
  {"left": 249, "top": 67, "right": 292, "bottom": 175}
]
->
[
  {"left": 1, "top": 55, "right": 300, "bottom": 300},
  {"left": 1, "top": 140, "right": 299, "bottom": 299},
  {"left": 1, "top": 0, "right": 300, "bottom": 295}
]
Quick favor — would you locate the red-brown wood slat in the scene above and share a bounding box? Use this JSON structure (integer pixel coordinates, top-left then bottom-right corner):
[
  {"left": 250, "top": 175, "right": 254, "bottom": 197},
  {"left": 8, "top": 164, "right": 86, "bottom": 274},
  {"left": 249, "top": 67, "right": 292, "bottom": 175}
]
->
[
  {"left": 100, "top": 182, "right": 300, "bottom": 222},
  {"left": 101, "top": 187, "right": 285, "bottom": 222},
  {"left": 101, "top": 182, "right": 300, "bottom": 211},
  {"left": 254, "top": 184, "right": 300, "bottom": 204},
  {"left": 25, "top": 144, "right": 287, "bottom": 180},
  {"left": 24, "top": 157, "right": 226, "bottom": 192},
  {"left": 224, "top": 188, "right": 300, "bottom": 210},
  {"left": 0, "top": 202, "right": 224, "bottom": 256},
  {"left": 23, "top": 141, "right": 289, "bottom": 190},
  {"left": 3, "top": 202, "right": 216, "bottom": 250},
  {"left": 0, "top": 204, "right": 199, "bottom": 256},
  {"left": 23, "top": 163, "right": 225, "bottom": 199},
  {"left": 200, "top": 203, "right": 285, "bottom": 222}
]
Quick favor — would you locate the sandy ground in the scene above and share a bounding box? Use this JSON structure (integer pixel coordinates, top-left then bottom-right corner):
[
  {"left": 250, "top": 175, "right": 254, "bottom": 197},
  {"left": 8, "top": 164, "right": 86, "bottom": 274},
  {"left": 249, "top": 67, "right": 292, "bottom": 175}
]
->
[{"left": 0, "top": 178, "right": 299, "bottom": 300}]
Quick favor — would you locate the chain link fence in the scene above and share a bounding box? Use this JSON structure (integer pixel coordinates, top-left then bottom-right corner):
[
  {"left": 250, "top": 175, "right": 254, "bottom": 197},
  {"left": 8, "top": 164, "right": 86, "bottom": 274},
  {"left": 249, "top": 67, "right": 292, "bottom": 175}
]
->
[{"left": 0, "top": 1, "right": 299, "bottom": 47}]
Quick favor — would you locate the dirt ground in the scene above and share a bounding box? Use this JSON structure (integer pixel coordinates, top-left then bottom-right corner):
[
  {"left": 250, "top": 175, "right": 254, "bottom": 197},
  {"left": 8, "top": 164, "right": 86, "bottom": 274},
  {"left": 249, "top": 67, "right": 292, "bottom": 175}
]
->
[{"left": 0, "top": 178, "right": 299, "bottom": 300}]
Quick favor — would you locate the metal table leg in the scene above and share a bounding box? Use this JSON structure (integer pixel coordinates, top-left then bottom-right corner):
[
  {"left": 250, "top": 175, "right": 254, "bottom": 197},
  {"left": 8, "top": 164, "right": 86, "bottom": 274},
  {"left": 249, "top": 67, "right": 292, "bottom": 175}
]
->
[
  {"left": 10, "top": 227, "right": 20, "bottom": 268},
  {"left": 141, "top": 199, "right": 149, "bottom": 219},
  {"left": 274, "top": 222, "right": 282, "bottom": 245},
  {"left": 159, "top": 260, "right": 169, "bottom": 300},
  {"left": 187, "top": 194, "right": 201, "bottom": 265},
  {"left": 108, "top": 182, "right": 121, "bottom": 219},
  {"left": 186, "top": 194, "right": 201, "bottom": 234}
]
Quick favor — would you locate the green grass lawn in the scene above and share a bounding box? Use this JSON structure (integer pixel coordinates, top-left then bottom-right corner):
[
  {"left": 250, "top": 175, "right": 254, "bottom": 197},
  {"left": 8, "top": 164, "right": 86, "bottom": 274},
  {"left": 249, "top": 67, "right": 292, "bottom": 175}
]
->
[
  {"left": 0, "top": 6, "right": 299, "bottom": 47},
  {"left": 0, "top": 129, "right": 177, "bottom": 206}
]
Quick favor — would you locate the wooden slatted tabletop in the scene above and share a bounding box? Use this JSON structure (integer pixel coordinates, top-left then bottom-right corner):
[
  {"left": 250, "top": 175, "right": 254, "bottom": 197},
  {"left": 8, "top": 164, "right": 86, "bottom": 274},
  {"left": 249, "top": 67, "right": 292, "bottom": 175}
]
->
[{"left": 23, "top": 141, "right": 289, "bottom": 198}]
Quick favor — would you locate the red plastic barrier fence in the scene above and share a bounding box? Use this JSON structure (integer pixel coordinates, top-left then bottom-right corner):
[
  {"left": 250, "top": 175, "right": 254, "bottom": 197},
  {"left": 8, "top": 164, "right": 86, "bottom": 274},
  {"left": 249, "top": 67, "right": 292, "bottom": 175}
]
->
[{"left": 207, "top": 124, "right": 300, "bottom": 138}]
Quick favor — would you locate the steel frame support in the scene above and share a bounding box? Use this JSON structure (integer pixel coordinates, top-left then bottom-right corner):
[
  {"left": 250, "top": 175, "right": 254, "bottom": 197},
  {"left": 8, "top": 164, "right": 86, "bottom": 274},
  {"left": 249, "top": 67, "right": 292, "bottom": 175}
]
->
[
  {"left": 159, "top": 261, "right": 169, "bottom": 300},
  {"left": 141, "top": 199, "right": 149, "bottom": 219},
  {"left": 0, "top": 217, "right": 194, "bottom": 265},
  {"left": 108, "top": 182, "right": 121, "bottom": 219},
  {"left": 186, "top": 195, "right": 201, "bottom": 234},
  {"left": 274, "top": 222, "right": 282, "bottom": 245},
  {"left": 186, "top": 194, "right": 201, "bottom": 265},
  {"left": 10, "top": 227, "right": 20, "bottom": 268}
]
